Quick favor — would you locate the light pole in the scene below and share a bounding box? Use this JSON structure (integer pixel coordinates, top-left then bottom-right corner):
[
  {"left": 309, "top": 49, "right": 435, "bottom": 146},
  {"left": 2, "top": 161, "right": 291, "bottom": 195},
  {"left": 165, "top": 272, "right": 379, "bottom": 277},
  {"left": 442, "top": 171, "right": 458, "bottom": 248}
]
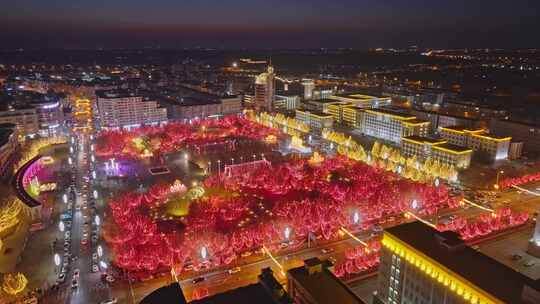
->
[{"left": 494, "top": 170, "right": 504, "bottom": 190}]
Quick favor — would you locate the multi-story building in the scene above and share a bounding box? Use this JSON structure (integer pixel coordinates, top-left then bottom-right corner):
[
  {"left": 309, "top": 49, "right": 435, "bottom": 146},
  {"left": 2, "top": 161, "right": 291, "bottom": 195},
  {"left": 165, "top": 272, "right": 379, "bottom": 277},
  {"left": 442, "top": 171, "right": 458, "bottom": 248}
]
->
[
  {"left": 401, "top": 136, "right": 472, "bottom": 169},
  {"left": 295, "top": 110, "right": 334, "bottom": 132},
  {"left": 329, "top": 93, "right": 391, "bottom": 108},
  {"left": 375, "top": 221, "right": 540, "bottom": 304},
  {"left": 254, "top": 66, "right": 275, "bottom": 111},
  {"left": 490, "top": 119, "right": 540, "bottom": 153},
  {"left": 220, "top": 95, "right": 243, "bottom": 115},
  {"left": 0, "top": 107, "right": 39, "bottom": 139},
  {"left": 0, "top": 124, "right": 20, "bottom": 180},
  {"left": 288, "top": 258, "right": 365, "bottom": 304},
  {"left": 410, "top": 109, "right": 484, "bottom": 134},
  {"left": 275, "top": 93, "right": 301, "bottom": 111},
  {"left": 439, "top": 126, "right": 511, "bottom": 161},
  {"left": 302, "top": 99, "right": 341, "bottom": 114},
  {"left": 358, "top": 109, "right": 430, "bottom": 144},
  {"left": 31, "top": 98, "right": 65, "bottom": 137},
  {"left": 96, "top": 90, "right": 167, "bottom": 129},
  {"left": 302, "top": 79, "right": 315, "bottom": 100}
]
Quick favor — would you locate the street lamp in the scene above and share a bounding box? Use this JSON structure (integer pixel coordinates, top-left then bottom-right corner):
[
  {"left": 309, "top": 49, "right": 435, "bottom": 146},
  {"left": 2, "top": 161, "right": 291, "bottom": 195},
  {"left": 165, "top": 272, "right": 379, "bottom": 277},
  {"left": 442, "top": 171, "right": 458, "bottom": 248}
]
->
[
  {"left": 91, "top": 155, "right": 95, "bottom": 163},
  {"left": 353, "top": 211, "right": 360, "bottom": 225},
  {"left": 411, "top": 199, "right": 419, "bottom": 210},
  {"left": 59, "top": 221, "right": 65, "bottom": 232},
  {"left": 68, "top": 158, "right": 72, "bottom": 165},
  {"left": 54, "top": 253, "right": 61, "bottom": 267},
  {"left": 62, "top": 194, "right": 68, "bottom": 204},
  {"left": 284, "top": 227, "right": 291, "bottom": 240},
  {"left": 200, "top": 246, "right": 208, "bottom": 260},
  {"left": 495, "top": 170, "right": 504, "bottom": 190},
  {"left": 95, "top": 215, "right": 101, "bottom": 226},
  {"left": 231, "top": 158, "right": 234, "bottom": 165},
  {"left": 97, "top": 245, "right": 103, "bottom": 257}
]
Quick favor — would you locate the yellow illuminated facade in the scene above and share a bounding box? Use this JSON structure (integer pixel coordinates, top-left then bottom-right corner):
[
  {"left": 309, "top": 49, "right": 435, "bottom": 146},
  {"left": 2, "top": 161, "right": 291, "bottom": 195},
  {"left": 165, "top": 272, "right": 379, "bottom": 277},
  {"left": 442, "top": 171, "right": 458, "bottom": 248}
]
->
[
  {"left": 379, "top": 232, "right": 503, "bottom": 304},
  {"left": 402, "top": 136, "right": 472, "bottom": 169},
  {"left": 439, "top": 126, "right": 511, "bottom": 160}
]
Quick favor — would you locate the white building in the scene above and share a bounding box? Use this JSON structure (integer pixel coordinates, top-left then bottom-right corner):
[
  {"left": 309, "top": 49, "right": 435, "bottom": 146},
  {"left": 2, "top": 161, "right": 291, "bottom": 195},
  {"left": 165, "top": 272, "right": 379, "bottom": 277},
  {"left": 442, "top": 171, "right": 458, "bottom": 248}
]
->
[
  {"left": 359, "top": 109, "right": 430, "bottom": 144},
  {"left": 96, "top": 90, "right": 167, "bottom": 129},
  {"left": 295, "top": 110, "right": 333, "bottom": 131},
  {"left": 0, "top": 107, "right": 39, "bottom": 139},
  {"left": 439, "top": 126, "right": 511, "bottom": 161}
]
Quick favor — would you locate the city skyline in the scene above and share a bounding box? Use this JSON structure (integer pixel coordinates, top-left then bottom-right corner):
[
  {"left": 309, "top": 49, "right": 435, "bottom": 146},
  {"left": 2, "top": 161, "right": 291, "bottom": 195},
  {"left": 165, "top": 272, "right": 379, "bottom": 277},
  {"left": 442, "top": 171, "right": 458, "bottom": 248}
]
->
[{"left": 1, "top": 0, "right": 540, "bottom": 49}]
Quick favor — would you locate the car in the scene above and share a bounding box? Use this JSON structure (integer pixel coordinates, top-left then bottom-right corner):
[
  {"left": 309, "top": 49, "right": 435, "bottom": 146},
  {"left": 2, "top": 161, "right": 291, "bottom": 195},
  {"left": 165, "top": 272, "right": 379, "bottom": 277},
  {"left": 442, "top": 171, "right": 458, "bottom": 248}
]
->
[
  {"left": 227, "top": 267, "right": 241, "bottom": 274},
  {"left": 65, "top": 231, "right": 71, "bottom": 238},
  {"left": 321, "top": 248, "right": 335, "bottom": 254},
  {"left": 57, "top": 273, "right": 66, "bottom": 283},
  {"left": 328, "top": 256, "right": 337, "bottom": 265},
  {"left": 524, "top": 260, "right": 536, "bottom": 267},
  {"left": 192, "top": 277, "right": 205, "bottom": 284},
  {"left": 105, "top": 275, "right": 115, "bottom": 283},
  {"left": 511, "top": 254, "right": 523, "bottom": 261},
  {"left": 99, "top": 299, "right": 118, "bottom": 304},
  {"left": 73, "top": 269, "right": 80, "bottom": 278},
  {"left": 92, "top": 264, "right": 99, "bottom": 273},
  {"left": 71, "top": 279, "right": 78, "bottom": 289}
]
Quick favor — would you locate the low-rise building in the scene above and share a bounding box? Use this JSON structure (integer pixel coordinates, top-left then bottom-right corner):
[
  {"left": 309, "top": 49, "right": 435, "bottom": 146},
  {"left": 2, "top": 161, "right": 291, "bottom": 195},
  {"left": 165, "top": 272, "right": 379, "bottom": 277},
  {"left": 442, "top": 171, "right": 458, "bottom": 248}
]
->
[
  {"left": 275, "top": 93, "right": 301, "bottom": 111},
  {"left": 401, "top": 136, "right": 472, "bottom": 169},
  {"left": 358, "top": 109, "right": 430, "bottom": 144},
  {"left": 329, "top": 93, "right": 391, "bottom": 108},
  {"left": 490, "top": 119, "right": 540, "bottom": 153},
  {"left": 288, "top": 258, "right": 365, "bottom": 304},
  {"left": 295, "top": 110, "right": 334, "bottom": 132},
  {"left": 439, "top": 126, "right": 511, "bottom": 161},
  {"left": 220, "top": 95, "right": 243, "bottom": 115}
]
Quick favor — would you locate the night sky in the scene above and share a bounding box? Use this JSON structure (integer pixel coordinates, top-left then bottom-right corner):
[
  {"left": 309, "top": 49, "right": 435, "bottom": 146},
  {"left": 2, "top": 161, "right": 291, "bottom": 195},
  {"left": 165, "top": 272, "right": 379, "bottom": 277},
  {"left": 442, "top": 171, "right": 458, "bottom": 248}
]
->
[{"left": 1, "top": 0, "right": 539, "bottom": 49}]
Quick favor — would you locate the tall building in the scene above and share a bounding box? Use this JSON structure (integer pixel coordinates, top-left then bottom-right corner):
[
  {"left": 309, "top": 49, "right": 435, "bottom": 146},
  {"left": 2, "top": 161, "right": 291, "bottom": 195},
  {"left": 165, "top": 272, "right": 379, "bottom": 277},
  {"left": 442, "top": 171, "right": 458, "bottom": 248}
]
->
[
  {"left": 96, "top": 90, "right": 167, "bottom": 129},
  {"left": 255, "top": 66, "right": 276, "bottom": 111},
  {"left": 375, "top": 222, "right": 540, "bottom": 304},
  {"left": 302, "top": 79, "right": 315, "bottom": 100},
  {"left": 287, "top": 258, "right": 365, "bottom": 304}
]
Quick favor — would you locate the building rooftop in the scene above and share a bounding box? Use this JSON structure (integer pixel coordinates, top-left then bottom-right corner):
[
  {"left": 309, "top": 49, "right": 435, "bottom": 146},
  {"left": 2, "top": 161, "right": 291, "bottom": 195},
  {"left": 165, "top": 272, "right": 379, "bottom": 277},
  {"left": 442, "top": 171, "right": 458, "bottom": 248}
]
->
[
  {"left": 439, "top": 125, "right": 485, "bottom": 133},
  {"left": 309, "top": 98, "right": 342, "bottom": 104},
  {"left": 384, "top": 222, "right": 540, "bottom": 304},
  {"left": 402, "top": 136, "right": 446, "bottom": 145},
  {"left": 332, "top": 93, "right": 388, "bottom": 100},
  {"left": 364, "top": 108, "right": 416, "bottom": 120},
  {"left": 288, "top": 259, "right": 365, "bottom": 304},
  {"left": 296, "top": 109, "right": 333, "bottom": 118},
  {"left": 434, "top": 142, "right": 474, "bottom": 153},
  {"left": 163, "top": 96, "right": 221, "bottom": 106}
]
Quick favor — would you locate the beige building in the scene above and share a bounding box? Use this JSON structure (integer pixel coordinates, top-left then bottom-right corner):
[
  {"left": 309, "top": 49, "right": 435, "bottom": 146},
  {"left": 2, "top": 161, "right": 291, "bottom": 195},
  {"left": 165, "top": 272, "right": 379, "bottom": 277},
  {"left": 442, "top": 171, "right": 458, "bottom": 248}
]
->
[
  {"left": 401, "top": 136, "right": 472, "bottom": 169},
  {"left": 439, "top": 126, "right": 511, "bottom": 160},
  {"left": 295, "top": 110, "right": 333, "bottom": 131},
  {"left": 358, "top": 109, "right": 430, "bottom": 144},
  {"left": 96, "top": 90, "right": 167, "bottom": 129},
  {"left": 0, "top": 107, "right": 39, "bottom": 139}
]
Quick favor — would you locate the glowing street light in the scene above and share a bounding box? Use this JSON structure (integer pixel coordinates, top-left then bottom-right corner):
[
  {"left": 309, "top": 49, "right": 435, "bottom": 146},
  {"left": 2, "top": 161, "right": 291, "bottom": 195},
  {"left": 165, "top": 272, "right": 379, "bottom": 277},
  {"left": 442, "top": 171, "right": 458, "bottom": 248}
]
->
[
  {"left": 90, "top": 144, "right": 94, "bottom": 151},
  {"left": 284, "top": 227, "right": 291, "bottom": 240},
  {"left": 92, "top": 171, "right": 97, "bottom": 179},
  {"left": 54, "top": 254, "right": 61, "bottom": 266},
  {"left": 93, "top": 190, "right": 98, "bottom": 199},
  {"left": 70, "top": 147, "right": 74, "bottom": 154},
  {"left": 200, "top": 246, "right": 208, "bottom": 260},
  {"left": 91, "top": 155, "right": 95, "bottom": 162},
  {"left": 68, "top": 157, "right": 72, "bottom": 165},
  {"left": 99, "top": 261, "right": 108, "bottom": 269},
  {"left": 97, "top": 245, "right": 103, "bottom": 257},
  {"left": 353, "top": 211, "right": 360, "bottom": 224},
  {"left": 232, "top": 62, "right": 238, "bottom": 68},
  {"left": 434, "top": 178, "right": 440, "bottom": 187},
  {"left": 59, "top": 221, "right": 65, "bottom": 232},
  {"left": 62, "top": 194, "right": 67, "bottom": 204},
  {"left": 95, "top": 215, "right": 101, "bottom": 226},
  {"left": 184, "top": 153, "right": 189, "bottom": 162},
  {"left": 411, "top": 199, "right": 419, "bottom": 210}
]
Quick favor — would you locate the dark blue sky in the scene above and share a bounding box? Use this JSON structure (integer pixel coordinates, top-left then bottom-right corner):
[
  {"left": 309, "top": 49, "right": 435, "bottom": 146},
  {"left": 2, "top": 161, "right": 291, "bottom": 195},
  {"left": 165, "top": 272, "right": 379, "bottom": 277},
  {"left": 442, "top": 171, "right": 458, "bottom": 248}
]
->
[{"left": 1, "top": 0, "right": 539, "bottom": 49}]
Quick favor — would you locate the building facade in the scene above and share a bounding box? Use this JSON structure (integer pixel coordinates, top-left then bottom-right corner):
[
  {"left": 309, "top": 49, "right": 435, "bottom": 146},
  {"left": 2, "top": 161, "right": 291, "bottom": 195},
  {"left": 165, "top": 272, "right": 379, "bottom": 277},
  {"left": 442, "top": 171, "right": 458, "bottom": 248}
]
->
[
  {"left": 295, "top": 110, "right": 334, "bottom": 132},
  {"left": 0, "top": 107, "right": 39, "bottom": 139},
  {"left": 96, "top": 90, "right": 167, "bottom": 129},
  {"left": 401, "top": 136, "right": 472, "bottom": 169},
  {"left": 0, "top": 124, "right": 20, "bottom": 180},
  {"left": 376, "top": 222, "right": 540, "bottom": 304},
  {"left": 254, "top": 66, "right": 276, "bottom": 111},
  {"left": 275, "top": 94, "right": 301, "bottom": 111},
  {"left": 490, "top": 119, "right": 540, "bottom": 153},
  {"left": 439, "top": 126, "right": 511, "bottom": 161},
  {"left": 358, "top": 109, "right": 430, "bottom": 144}
]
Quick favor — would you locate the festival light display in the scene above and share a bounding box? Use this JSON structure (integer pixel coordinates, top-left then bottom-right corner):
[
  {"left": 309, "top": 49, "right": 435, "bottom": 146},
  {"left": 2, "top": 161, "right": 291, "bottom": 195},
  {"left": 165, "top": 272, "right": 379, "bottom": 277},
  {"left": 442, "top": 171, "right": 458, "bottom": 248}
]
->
[
  {"left": 95, "top": 116, "right": 279, "bottom": 159},
  {"left": 333, "top": 240, "right": 381, "bottom": 278},
  {"left": 104, "top": 154, "right": 450, "bottom": 279},
  {"left": 1, "top": 272, "right": 28, "bottom": 296},
  {"left": 499, "top": 172, "right": 540, "bottom": 190}
]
